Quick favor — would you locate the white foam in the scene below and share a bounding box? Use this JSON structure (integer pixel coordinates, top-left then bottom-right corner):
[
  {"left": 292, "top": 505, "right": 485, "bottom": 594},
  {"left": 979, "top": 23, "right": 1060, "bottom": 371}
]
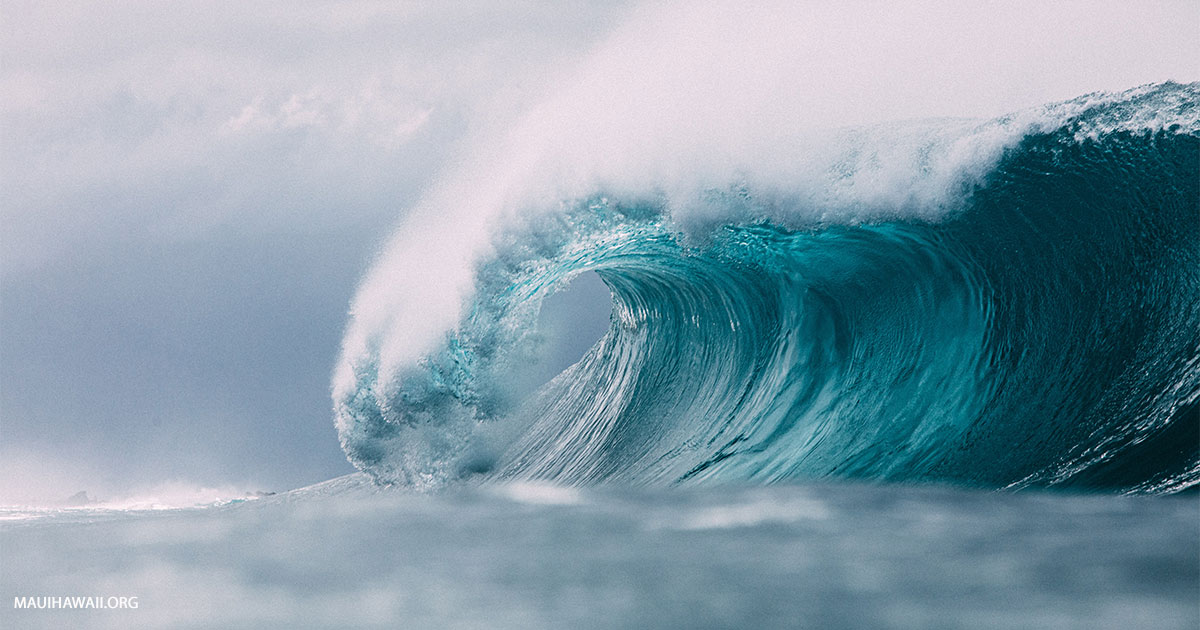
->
[
  {"left": 649, "top": 496, "right": 831, "bottom": 531},
  {"left": 493, "top": 482, "right": 584, "bottom": 506},
  {"left": 334, "top": 1, "right": 1198, "bottom": 464}
]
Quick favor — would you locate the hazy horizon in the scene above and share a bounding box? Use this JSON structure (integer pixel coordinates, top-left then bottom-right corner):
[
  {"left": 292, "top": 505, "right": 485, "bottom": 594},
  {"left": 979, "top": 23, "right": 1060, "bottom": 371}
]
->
[{"left": 2, "top": 0, "right": 1196, "bottom": 504}]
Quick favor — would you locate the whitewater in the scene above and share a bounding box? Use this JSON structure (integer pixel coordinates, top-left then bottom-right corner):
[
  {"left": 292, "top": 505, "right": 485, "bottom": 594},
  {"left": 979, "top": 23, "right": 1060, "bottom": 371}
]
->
[
  {"left": 333, "top": 82, "right": 1199, "bottom": 493},
  {"left": 3, "top": 476, "right": 1196, "bottom": 629}
]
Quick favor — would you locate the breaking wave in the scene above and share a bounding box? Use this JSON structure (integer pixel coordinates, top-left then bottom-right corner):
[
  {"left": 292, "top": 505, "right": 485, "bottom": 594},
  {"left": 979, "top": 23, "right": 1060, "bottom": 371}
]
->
[{"left": 334, "top": 82, "right": 1199, "bottom": 493}]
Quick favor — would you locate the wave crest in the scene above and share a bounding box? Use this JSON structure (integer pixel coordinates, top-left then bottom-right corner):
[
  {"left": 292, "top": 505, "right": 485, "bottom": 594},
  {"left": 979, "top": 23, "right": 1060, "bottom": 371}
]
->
[{"left": 335, "top": 84, "right": 1200, "bottom": 493}]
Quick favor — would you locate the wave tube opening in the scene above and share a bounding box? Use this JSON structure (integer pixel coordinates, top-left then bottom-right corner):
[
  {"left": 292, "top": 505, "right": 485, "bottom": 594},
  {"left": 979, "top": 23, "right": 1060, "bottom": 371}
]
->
[{"left": 334, "top": 84, "right": 1200, "bottom": 494}]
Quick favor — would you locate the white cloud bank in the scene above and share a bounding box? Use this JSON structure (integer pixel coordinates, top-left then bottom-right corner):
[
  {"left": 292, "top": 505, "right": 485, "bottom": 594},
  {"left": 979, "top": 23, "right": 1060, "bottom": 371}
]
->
[{"left": 1, "top": 0, "right": 633, "bottom": 273}]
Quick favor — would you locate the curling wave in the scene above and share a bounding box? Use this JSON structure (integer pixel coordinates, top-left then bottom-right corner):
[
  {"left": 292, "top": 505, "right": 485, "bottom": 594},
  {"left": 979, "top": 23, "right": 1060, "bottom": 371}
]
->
[{"left": 334, "top": 83, "right": 1199, "bottom": 493}]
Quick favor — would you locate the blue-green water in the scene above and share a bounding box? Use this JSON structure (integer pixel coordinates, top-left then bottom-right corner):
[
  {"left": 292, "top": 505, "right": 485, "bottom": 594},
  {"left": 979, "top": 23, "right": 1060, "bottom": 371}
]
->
[{"left": 335, "top": 83, "right": 1199, "bottom": 493}]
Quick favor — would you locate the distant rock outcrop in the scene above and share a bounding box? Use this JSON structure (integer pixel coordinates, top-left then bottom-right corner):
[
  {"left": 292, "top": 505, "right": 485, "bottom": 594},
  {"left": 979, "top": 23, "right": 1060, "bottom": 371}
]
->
[{"left": 63, "top": 491, "right": 93, "bottom": 506}]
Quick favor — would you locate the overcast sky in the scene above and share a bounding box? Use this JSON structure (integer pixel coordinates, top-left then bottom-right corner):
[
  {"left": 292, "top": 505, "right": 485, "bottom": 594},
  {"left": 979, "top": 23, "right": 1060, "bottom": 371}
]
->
[{"left": 1, "top": 1, "right": 1196, "bottom": 503}]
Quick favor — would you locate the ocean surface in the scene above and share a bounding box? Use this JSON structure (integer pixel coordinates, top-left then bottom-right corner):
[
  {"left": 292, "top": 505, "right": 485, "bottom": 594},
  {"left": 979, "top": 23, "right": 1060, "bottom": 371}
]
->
[
  {"left": 2, "top": 476, "right": 1197, "bottom": 630},
  {"left": 3, "top": 84, "right": 1197, "bottom": 628}
]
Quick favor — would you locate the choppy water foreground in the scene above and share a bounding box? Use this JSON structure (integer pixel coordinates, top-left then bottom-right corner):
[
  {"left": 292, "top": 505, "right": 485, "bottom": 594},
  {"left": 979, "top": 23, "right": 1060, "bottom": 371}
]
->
[{"left": 2, "top": 476, "right": 1196, "bottom": 629}]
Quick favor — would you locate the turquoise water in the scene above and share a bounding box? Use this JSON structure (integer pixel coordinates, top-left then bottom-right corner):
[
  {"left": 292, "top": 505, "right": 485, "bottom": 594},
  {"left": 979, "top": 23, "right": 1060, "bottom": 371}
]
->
[{"left": 335, "top": 83, "right": 1199, "bottom": 492}]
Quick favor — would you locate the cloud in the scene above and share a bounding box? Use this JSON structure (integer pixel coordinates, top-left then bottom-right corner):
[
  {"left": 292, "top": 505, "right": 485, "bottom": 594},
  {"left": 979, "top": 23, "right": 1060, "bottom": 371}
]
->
[
  {"left": 219, "top": 87, "right": 434, "bottom": 150},
  {"left": 0, "top": 0, "right": 637, "bottom": 497},
  {"left": 1, "top": 0, "right": 1195, "bottom": 497},
  {"left": 0, "top": 0, "right": 633, "bottom": 274}
]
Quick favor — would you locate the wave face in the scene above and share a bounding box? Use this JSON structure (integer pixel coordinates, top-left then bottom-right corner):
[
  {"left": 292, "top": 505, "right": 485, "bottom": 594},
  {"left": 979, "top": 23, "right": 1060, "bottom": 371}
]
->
[{"left": 334, "top": 83, "right": 1199, "bottom": 493}]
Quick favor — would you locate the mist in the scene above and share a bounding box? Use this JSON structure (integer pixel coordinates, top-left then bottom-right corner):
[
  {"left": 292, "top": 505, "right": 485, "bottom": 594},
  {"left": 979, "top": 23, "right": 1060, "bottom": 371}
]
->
[{"left": 2, "top": 1, "right": 1195, "bottom": 503}]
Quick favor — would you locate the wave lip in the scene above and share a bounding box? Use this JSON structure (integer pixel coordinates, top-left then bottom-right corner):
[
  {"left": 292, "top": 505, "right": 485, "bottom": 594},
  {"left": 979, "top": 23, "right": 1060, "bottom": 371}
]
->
[{"left": 335, "top": 83, "right": 1200, "bottom": 493}]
